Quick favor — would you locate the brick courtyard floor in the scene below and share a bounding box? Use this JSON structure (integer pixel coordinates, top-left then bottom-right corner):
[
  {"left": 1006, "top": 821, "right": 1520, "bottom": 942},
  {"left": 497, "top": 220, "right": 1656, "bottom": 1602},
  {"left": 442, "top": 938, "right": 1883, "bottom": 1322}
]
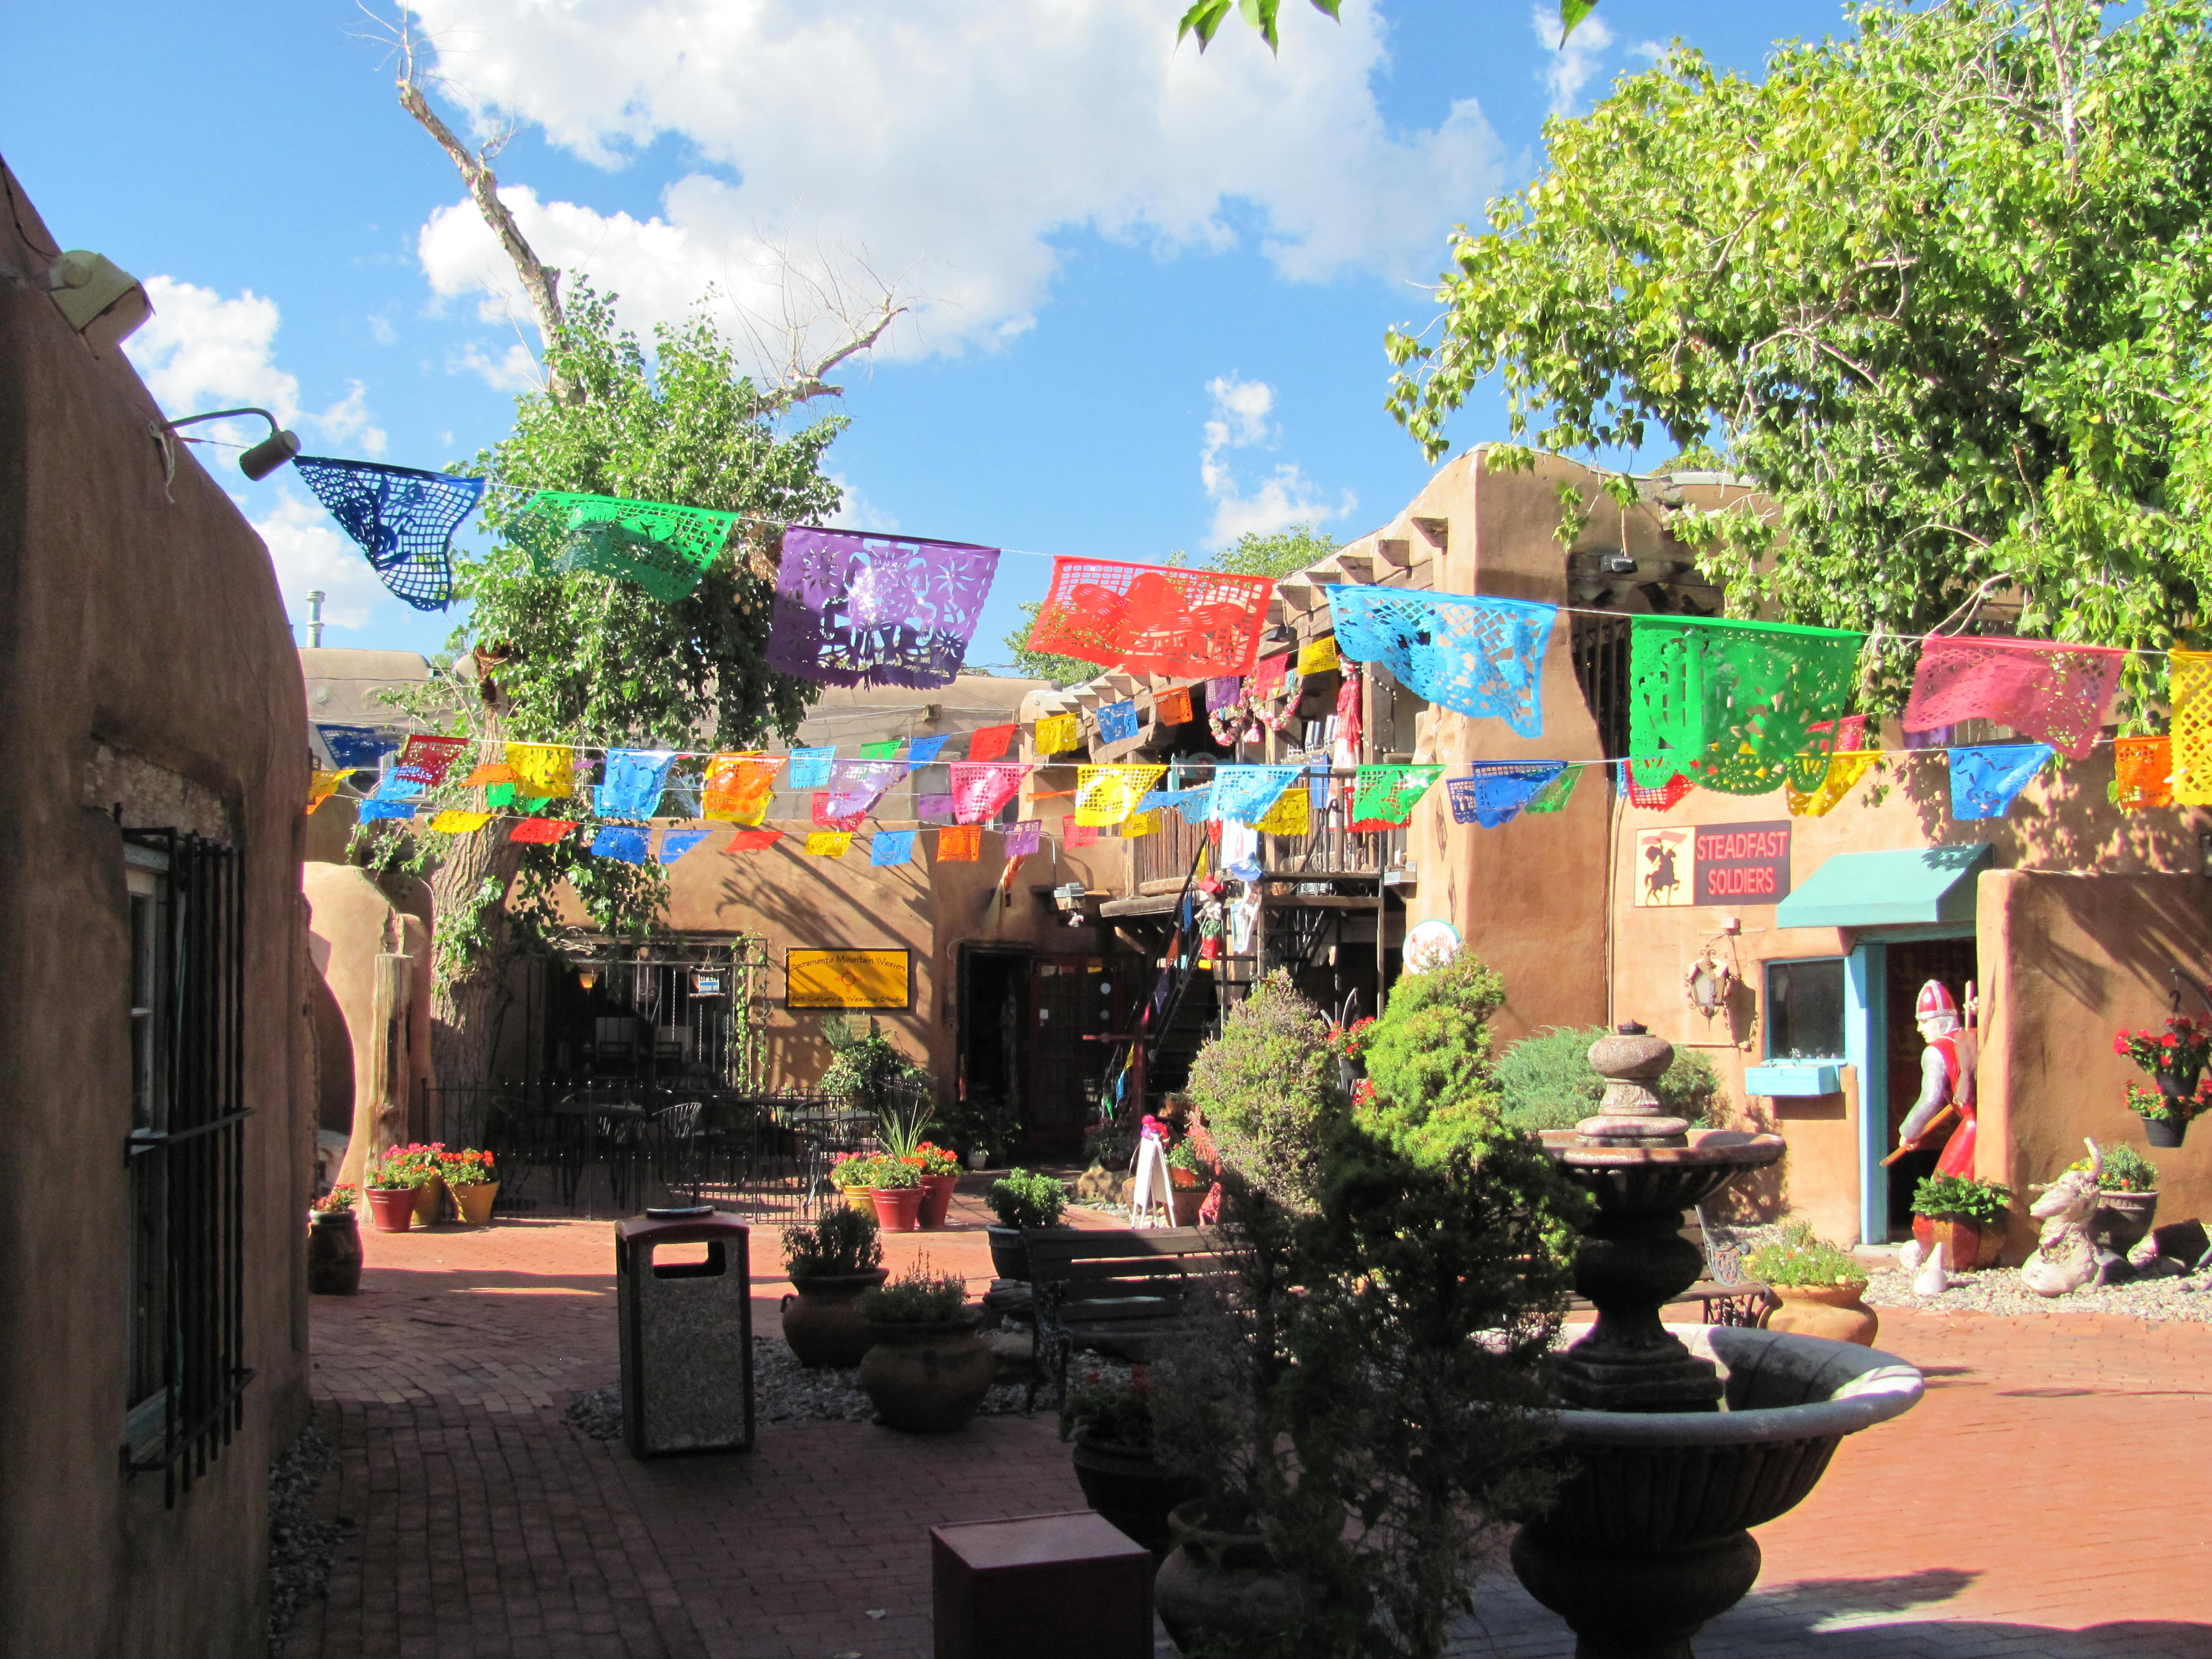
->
[{"left": 285, "top": 1196, "right": 2212, "bottom": 1659}]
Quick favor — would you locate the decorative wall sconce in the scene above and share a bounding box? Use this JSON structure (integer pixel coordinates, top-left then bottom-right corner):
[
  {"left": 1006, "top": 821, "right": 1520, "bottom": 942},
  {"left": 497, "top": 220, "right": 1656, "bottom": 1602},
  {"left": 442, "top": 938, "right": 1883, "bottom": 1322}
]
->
[
  {"left": 1683, "top": 944, "right": 1739, "bottom": 1021},
  {"left": 161, "top": 406, "right": 301, "bottom": 481}
]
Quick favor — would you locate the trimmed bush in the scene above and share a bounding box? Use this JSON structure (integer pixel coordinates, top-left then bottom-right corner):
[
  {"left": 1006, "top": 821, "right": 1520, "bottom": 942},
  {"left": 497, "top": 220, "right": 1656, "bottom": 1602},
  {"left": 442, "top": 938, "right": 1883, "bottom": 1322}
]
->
[
  {"left": 1185, "top": 971, "right": 1341, "bottom": 1207},
  {"left": 1494, "top": 1025, "right": 1719, "bottom": 1132},
  {"left": 1356, "top": 953, "right": 1510, "bottom": 1165}
]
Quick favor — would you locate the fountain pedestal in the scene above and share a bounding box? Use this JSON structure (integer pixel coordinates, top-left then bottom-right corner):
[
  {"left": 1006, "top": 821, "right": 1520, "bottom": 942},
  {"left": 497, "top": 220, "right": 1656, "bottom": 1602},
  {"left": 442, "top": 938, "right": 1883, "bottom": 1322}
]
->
[{"left": 1510, "top": 1025, "right": 1922, "bottom": 1659}]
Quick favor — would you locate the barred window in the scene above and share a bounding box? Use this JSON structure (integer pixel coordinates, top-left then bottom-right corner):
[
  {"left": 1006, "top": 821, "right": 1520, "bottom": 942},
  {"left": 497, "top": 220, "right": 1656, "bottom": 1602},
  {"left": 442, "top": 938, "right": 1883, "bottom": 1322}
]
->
[{"left": 123, "top": 832, "right": 251, "bottom": 1503}]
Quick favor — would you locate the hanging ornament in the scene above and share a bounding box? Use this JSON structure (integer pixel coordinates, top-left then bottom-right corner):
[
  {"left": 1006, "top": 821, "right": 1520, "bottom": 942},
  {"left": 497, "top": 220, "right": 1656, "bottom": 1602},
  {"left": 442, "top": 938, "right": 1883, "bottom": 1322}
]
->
[
  {"left": 1627, "top": 615, "right": 1861, "bottom": 794},
  {"left": 1446, "top": 762, "right": 1569, "bottom": 828},
  {"left": 766, "top": 528, "right": 1001, "bottom": 688},
  {"left": 1327, "top": 588, "right": 1558, "bottom": 739},
  {"left": 292, "top": 457, "right": 485, "bottom": 612},
  {"left": 1903, "top": 635, "right": 2125, "bottom": 760},
  {"left": 1026, "top": 557, "right": 1276, "bottom": 677},
  {"left": 1949, "top": 743, "right": 2053, "bottom": 819},
  {"left": 511, "top": 491, "right": 740, "bottom": 602}
]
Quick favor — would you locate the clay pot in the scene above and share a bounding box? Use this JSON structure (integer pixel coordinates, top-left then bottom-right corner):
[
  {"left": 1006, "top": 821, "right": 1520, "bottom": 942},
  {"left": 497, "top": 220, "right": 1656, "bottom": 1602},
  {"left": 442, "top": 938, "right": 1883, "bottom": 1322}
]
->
[
  {"left": 917, "top": 1173, "right": 959, "bottom": 1229},
  {"left": 447, "top": 1181, "right": 499, "bottom": 1227},
  {"left": 871, "top": 1186, "right": 925, "bottom": 1233},
  {"left": 987, "top": 1224, "right": 1031, "bottom": 1282},
  {"left": 364, "top": 1188, "right": 417, "bottom": 1233},
  {"left": 412, "top": 1176, "right": 446, "bottom": 1227},
  {"left": 1912, "top": 1215, "right": 2001, "bottom": 1270},
  {"left": 2144, "top": 1116, "right": 2187, "bottom": 1148},
  {"left": 780, "top": 1267, "right": 891, "bottom": 1368},
  {"left": 857, "top": 1317, "right": 994, "bottom": 1432},
  {"left": 842, "top": 1185, "right": 878, "bottom": 1217},
  {"left": 306, "top": 1211, "right": 363, "bottom": 1295},
  {"left": 2093, "top": 1190, "right": 2160, "bottom": 1258},
  {"left": 1761, "top": 1283, "right": 1879, "bottom": 1347},
  {"left": 1153, "top": 1501, "right": 1307, "bottom": 1649},
  {"left": 1170, "top": 1185, "right": 1207, "bottom": 1227},
  {"left": 1070, "top": 1430, "right": 1201, "bottom": 1558}
]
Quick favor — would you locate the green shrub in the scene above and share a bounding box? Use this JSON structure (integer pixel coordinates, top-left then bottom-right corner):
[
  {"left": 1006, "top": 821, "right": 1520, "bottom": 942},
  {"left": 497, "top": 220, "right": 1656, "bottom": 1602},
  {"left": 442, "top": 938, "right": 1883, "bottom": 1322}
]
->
[
  {"left": 987, "top": 1168, "right": 1068, "bottom": 1228},
  {"left": 1186, "top": 971, "right": 1342, "bottom": 1205},
  {"left": 819, "top": 1015, "right": 927, "bottom": 1110},
  {"left": 859, "top": 1259, "right": 970, "bottom": 1324},
  {"left": 1746, "top": 1221, "right": 1868, "bottom": 1290},
  {"left": 1356, "top": 953, "right": 1510, "bottom": 1165},
  {"left": 2073, "top": 1142, "right": 2159, "bottom": 1193},
  {"left": 782, "top": 1207, "right": 882, "bottom": 1280},
  {"left": 1909, "top": 1173, "right": 2011, "bottom": 1225},
  {"left": 1493, "top": 1025, "right": 1720, "bottom": 1132}
]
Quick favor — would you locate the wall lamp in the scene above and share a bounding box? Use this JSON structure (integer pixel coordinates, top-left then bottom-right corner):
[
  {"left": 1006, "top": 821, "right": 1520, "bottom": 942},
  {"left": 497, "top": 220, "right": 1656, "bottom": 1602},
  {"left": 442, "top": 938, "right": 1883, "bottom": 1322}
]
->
[{"left": 161, "top": 406, "right": 301, "bottom": 481}]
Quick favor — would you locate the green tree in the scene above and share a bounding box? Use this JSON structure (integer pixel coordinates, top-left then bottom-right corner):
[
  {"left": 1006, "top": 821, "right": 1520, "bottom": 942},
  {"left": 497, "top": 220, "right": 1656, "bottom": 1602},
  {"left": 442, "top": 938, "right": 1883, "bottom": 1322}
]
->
[
  {"left": 1356, "top": 952, "right": 1509, "bottom": 1167},
  {"left": 367, "top": 286, "right": 849, "bottom": 1088},
  {"left": 1001, "top": 523, "right": 1339, "bottom": 684},
  {"left": 1387, "top": 0, "right": 2212, "bottom": 717},
  {"left": 1178, "top": 0, "right": 1598, "bottom": 54}
]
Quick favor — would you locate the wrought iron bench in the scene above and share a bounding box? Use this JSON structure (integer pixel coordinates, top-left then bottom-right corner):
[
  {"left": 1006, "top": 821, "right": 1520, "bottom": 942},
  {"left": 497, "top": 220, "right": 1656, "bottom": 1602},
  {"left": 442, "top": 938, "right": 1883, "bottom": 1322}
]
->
[{"left": 1022, "top": 1225, "right": 1230, "bottom": 1407}]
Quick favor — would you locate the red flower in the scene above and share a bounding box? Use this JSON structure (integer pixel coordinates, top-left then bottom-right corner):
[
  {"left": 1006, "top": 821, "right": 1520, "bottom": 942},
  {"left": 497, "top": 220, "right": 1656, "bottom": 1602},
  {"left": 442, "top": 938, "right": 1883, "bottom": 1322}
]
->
[
  {"left": 2163, "top": 1034, "right": 2178, "bottom": 1048},
  {"left": 2114, "top": 1036, "right": 2128, "bottom": 1054}
]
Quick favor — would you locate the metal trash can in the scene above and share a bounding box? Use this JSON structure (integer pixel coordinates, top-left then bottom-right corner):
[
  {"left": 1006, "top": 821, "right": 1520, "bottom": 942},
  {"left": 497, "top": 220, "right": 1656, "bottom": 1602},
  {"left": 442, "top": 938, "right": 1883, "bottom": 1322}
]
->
[{"left": 615, "top": 1207, "right": 754, "bottom": 1457}]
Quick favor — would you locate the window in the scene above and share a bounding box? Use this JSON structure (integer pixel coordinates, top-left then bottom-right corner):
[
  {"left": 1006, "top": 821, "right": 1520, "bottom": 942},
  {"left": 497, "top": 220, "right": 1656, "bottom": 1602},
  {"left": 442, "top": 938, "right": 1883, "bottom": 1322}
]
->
[
  {"left": 122, "top": 832, "right": 251, "bottom": 1503},
  {"left": 1765, "top": 957, "right": 1846, "bottom": 1061}
]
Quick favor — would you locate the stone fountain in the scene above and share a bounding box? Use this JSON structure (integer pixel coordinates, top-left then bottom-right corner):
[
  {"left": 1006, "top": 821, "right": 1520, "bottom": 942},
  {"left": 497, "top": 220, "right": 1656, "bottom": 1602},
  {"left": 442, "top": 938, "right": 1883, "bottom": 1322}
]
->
[{"left": 1513, "top": 1024, "right": 1924, "bottom": 1659}]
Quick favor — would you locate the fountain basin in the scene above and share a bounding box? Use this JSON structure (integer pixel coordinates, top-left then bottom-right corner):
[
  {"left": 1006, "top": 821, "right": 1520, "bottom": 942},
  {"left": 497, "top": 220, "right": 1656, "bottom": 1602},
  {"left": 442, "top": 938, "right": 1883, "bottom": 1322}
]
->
[{"left": 1515, "top": 1326, "right": 1922, "bottom": 1658}]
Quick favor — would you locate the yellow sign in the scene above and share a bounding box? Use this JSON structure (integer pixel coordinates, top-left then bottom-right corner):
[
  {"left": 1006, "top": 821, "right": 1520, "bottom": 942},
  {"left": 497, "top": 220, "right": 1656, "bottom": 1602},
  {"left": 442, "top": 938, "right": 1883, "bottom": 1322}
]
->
[{"left": 787, "top": 948, "right": 911, "bottom": 1010}]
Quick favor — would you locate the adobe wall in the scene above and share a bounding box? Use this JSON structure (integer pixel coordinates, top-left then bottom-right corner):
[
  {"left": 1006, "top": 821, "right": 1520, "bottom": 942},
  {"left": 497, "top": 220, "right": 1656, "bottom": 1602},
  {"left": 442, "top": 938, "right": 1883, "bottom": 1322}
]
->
[
  {"left": 0, "top": 160, "right": 313, "bottom": 1657},
  {"left": 303, "top": 865, "right": 437, "bottom": 1178},
  {"left": 1979, "top": 870, "right": 2212, "bottom": 1259}
]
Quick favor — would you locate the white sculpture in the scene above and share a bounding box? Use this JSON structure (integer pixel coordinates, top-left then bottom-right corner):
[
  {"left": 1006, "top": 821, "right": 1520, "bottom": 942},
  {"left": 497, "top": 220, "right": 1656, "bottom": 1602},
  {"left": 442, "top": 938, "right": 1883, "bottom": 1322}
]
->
[
  {"left": 1912, "top": 1240, "right": 1949, "bottom": 1298},
  {"left": 2021, "top": 1138, "right": 2103, "bottom": 1298},
  {"left": 1897, "top": 1238, "right": 1925, "bottom": 1278}
]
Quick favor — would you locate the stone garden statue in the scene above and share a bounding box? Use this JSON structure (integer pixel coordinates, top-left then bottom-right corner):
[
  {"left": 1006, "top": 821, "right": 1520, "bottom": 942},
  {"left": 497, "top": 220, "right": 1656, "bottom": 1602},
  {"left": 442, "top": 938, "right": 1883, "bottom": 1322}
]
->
[{"left": 2021, "top": 1138, "right": 2102, "bottom": 1297}]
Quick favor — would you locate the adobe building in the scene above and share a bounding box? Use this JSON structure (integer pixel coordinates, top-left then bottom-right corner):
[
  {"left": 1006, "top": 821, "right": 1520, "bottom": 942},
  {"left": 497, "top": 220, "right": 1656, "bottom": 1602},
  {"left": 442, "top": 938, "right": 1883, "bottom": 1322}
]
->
[
  {"left": 1063, "top": 447, "right": 2212, "bottom": 1255},
  {"left": 0, "top": 161, "right": 315, "bottom": 1654}
]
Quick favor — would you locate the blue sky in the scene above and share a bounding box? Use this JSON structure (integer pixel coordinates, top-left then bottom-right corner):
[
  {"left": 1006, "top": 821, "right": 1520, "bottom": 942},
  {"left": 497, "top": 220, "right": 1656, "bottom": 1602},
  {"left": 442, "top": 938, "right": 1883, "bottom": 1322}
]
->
[{"left": 4, "top": 0, "right": 1853, "bottom": 664}]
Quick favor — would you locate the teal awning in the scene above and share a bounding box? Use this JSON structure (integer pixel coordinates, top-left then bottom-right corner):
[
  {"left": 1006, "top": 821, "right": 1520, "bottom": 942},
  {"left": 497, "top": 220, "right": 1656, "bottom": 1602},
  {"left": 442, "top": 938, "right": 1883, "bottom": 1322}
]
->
[{"left": 1775, "top": 843, "right": 1992, "bottom": 929}]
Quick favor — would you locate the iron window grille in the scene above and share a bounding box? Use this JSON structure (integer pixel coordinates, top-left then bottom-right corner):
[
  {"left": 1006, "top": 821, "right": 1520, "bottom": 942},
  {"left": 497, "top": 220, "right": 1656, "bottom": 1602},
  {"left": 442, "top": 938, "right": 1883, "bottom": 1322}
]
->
[{"left": 122, "top": 830, "right": 252, "bottom": 1504}]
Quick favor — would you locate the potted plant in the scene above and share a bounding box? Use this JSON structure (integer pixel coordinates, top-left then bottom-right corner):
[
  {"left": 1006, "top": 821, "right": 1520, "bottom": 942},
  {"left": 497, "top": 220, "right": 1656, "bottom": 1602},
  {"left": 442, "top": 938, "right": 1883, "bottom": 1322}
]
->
[
  {"left": 2078, "top": 1141, "right": 2161, "bottom": 1260},
  {"left": 865, "top": 1155, "right": 925, "bottom": 1232},
  {"left": 856, "top": 1259, "right": 994, "bottom": 1432},
  {"left": 1060, "top": 1369, "right": 1199, "bottom": 1557},
  {"left": 307, "top": 1185, "right": 363, "bottom": 1295},
  {"left": 2122, "top": 1078, "right": 2199, "bottom": 1149},
  {"left": 363, "top": 1148, "right": 434, "bottom": 1233},
  {"left": 438, "top": 1147, "right": 500, "bottom": 1225},
  {"left": 2114, "top": 1016, "right": 2212, "bottom": 1145},
  {"left": 391, "top": 1142, "right": 448, "bottom": 1225},
  {"left": 1746, "top": 1221, "right": 1877, "bottom": 1346},
  {"left": 779, "top": 1207, "right": 888, "bottom": 1368},
  {"left": 1165, "top": 1136, "right": 1208, "bottom": 1227},
  {"left": 912, "top": 1141, "right": 962, "bottom": 1229},
  {"left": 1909, "top": 1173, "right": 2013, "bottom": 1270},
  {"left": 831, "top": 1151, "right": 885, "bottom": 1216},
  {"left": 985, "top": 1168, "right": 1069, "bottom": 1281}
]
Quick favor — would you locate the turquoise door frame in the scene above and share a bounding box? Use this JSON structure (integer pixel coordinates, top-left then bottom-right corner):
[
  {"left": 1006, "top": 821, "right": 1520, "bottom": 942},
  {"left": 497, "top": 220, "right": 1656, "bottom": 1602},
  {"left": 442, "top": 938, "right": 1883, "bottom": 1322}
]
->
[{"left": 1845, "top": 926, "right": 1977, "bottom": 1245}]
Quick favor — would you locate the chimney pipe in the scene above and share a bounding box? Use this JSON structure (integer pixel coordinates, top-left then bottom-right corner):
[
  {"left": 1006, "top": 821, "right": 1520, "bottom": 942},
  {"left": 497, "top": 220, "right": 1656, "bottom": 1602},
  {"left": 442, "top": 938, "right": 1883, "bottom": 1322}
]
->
[{"left": 306, "top": 589, "right": 326, "bottom": 648}]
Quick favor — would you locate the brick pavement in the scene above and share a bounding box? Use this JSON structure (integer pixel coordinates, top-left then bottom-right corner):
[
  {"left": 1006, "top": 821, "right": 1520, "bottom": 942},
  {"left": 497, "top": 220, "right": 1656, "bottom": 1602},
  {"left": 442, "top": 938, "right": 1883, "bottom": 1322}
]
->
[{"left": 287, "top": 1205, "right": 2212, "bottom": 1659}]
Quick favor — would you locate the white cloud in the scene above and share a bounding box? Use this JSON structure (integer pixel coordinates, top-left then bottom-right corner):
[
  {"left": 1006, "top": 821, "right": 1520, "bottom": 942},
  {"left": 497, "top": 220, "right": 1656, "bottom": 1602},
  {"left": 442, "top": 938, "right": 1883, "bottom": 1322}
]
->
[
  {"left": 449, "top": 340, "right": 541, "bottom": 392},
  {"left": 244, "top": 487, "right": 389, "bottom": 632},
  {"left": 827, "top": 474, "right": 900, "bottom": 534},
  {"left": 1532, "top": 4, "right": 1617, "bottom": 116},
  {"left": 367, "top": 312, "right": 399, "bottom": 346},
  {"left": 126, "top": 276, "right": 389, "bottom": 458},
  {"left": 402, "top": 0, "right": 1504, "bottom": 363},
  {"left": 1199, "top": 374, "right": 1353, "bottom": 546}
]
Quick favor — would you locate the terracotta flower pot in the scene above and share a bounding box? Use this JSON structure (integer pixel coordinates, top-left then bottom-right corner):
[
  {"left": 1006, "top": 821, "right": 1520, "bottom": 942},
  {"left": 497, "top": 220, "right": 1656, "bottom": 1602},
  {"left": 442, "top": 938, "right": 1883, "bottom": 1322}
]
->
[
  {"left": 447, "top": 1181, "right": 499, "bottom": 1227},
  {"left": 871, "top": 1186, "right": 925, "bottom": 1232},
  {"left": 917, "top": 1173, "right": 959, "bottom": 1229},
  {"left": 412, "top": 1175, "right": 446, "bottom": 1227},
  {"left": 780, "top": 1267, "right": 891, "bottom": 1369},
  {"left": 1761, "top": 1283, "right": 1879, "bottom": 1347},
  {"left": 1912, "top": 1215, "right": 2000, "bottom": 1270},
  {"left": 1071, "top": 1430, "right": 1201, "bottom": 1558},
  {"left": 306, "top": 1211, "right": 363, "bottom": 1295},
  {"left": 1170, "top": 1185, "right": 1207, "bottom": 1227},
  {"left": 1153, "top": 1500, "right": 1307, "bottom": 1648},
  {"left": 364, "top": 1187, "right": 417, "bottom": 1233},
  {"left": 857, "top": 1317, "right": 994, "bottom": 1432}
]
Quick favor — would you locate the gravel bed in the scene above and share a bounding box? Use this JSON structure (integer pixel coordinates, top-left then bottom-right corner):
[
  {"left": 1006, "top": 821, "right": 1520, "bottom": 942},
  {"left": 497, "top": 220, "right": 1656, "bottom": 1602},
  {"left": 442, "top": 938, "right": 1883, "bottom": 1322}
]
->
[
  {"left": 1862, "top": 1261, "right": 2212, "bottom": 1321},
  {"left": 266, "top": 1423, "right": 346, "bottom": 1655},
  {"left": 563, "top": 1336, "right": 1130, "bottom": 1438}
]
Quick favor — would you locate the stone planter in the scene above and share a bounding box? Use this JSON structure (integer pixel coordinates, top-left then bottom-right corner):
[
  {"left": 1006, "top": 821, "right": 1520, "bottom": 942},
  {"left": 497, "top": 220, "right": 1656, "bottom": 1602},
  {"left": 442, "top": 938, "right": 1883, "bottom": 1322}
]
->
[
  {"left": 780, "top": 1267, "right": 890, "bottom": 1368},
  {"left": 1153, "top": 1500, "right": 1306, "bottom": 1650},
  {"left": 2093, "top": 1189, "right": 2160, "bottom": 1258},
  {"left": 1070, "top": 1430, "right": 1199, "bottom": 1558},
  {"left": 917, "top": 1173, "right": 959, "bottom": 1229},
  {"left": 1912, "top": 1214, "right": 2002, "bottom": 1270},
  {"left": 1761, "top": 1283, "right": 1878, "bottom": 1347},
  {"left": 857, "top": 1317, "right": 994, "bottom": 1432},
  {"left": 987, "top": 1224, "right": 1031, "bottom": 1282},
  {"left": 364, "top": 1187, "right": 417, "bottom": 1233},
  {"left": 447, "top": 1182, "right": 499, "bottom": 1227},
  {"left": 306, "top": 1211, "right": 363, "bottom": 1295},
  {"left": 871, "top": 1185, "right": 925, "bottom": 1233}
]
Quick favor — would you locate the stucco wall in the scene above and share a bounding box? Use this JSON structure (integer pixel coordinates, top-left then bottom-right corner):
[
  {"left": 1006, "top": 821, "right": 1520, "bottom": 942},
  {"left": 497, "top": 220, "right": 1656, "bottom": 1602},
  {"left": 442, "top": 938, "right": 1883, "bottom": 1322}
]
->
[
  {"left": 1980, "top": 870, "right": 2212, "bottom": 1259},
  {"left": 303, "top": 865, "right": 437, "bottom": 1179},
  {"left": 0, "top": 161, "right": 313, "bottom": 1656}
]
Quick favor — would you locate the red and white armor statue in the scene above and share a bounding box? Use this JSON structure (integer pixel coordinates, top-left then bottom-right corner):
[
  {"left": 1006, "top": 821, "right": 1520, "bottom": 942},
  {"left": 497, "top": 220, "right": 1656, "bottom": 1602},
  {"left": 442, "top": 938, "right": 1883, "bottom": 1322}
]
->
[{"left": 1897, "top": 979, "right": 1978, "bottom": 1177}]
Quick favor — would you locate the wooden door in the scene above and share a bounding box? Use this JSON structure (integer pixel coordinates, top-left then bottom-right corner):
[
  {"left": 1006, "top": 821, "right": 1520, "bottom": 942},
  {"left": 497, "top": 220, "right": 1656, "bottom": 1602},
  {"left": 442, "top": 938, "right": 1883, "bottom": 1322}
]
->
[{"left": 1024, "top": 954, "right": 1138, "bottom": 1154}]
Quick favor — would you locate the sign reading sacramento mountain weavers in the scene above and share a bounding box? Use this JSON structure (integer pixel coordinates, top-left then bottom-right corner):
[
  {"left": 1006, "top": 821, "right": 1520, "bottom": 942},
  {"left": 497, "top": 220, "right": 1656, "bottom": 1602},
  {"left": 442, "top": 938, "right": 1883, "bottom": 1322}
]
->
[
  {"left": 1635, "top": 821, "right": 1791, "bottom": 907},
  {"left": 786, "top": 948, "right": 913, "bottom": 1010}
]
